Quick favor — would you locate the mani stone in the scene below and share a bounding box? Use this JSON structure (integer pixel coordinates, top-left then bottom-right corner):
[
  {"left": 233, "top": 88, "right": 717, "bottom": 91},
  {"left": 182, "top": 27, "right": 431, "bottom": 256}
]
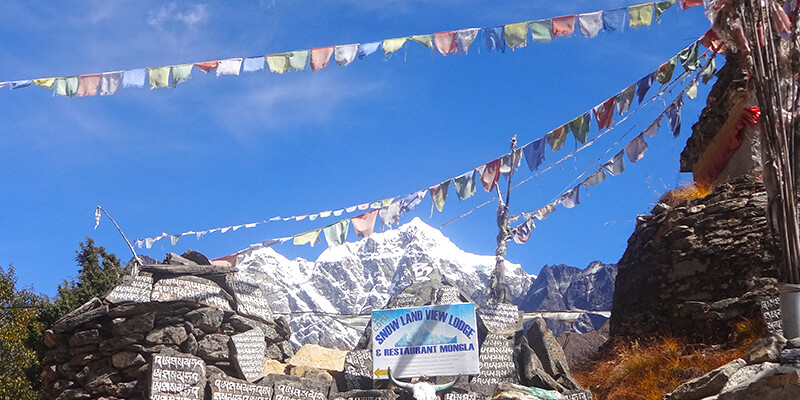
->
[
  {"left": 149, "top": 350, "right": 206, "bottom": 400},
  {"left": 106, "top": 272, "right": 153, "bottom": 304},
  {"left": 332, "top": 389, "right": 398, "bottom": 400},
  {"left": 225, "top": 274, "right": 274, "bottom": 324},
  {"left": 444, "top": 391, "right": 487, "bottom": 400},
  {"left": 469, "top": 333, "right": 517, "bottom": 395},
  {"left": 761, "top": 297, "right": 783, "bottom": 336},
  {"left": 342, "top": 349, "right": 373, "bottom": 391},
  {"left": 434, "top": 287, "right": 462, "bottom": 305},
  {"left": 151, "top": 275, "right": 233, "bottom": 311},
  {"left": 266, "top": 374, "right": 331, "bottom": 400},
  {"left": 231, "top": 327, "right": 266, "bottom": 382},
  {"left": 478, "top": 303, "right": 521, "bottom": 335},
  {"left": 562, "top": 390, "right": 593, "bottom": 400},
  {"left": 390, "top": 293, "right": 421, "bottom": 309},
  {"left": 288, "top": 344, "right": 348, "bottom": 372},
  {"left": 209, "top": 375, "right": 273, "bottom": 400}
]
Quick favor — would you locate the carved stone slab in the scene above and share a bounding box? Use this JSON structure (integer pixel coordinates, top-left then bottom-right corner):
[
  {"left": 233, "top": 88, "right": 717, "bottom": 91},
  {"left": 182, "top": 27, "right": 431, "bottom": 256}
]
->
[
  {"left": 151, "top": 275, "right": 233, "bottom": 311},
  {"left": 343, "top": 350, "right": 373, "bottom": 390},
  {"left": 478, "top": 303, "right": 521, "bottom": 335},
  {"left": 331, "top": 389, "right": 397, "bottom": 400},
  {"left": 391, "top": 293, "right": 420, "bottom": 309},
  {"left": 150, "top": 351, "right": 206, "bottom": 400},
  {"left": 266, "top": 374, "right": 330, "bottom": 400},
  {"left": 444, "top": 391, "right": 487, "bottom": 400},
  {"left": 226, "top": 275, "right": 274, "bottom": 324},
  {"left": 209, "top": 375, "right": 273, "bottom": 400},
  {"left": 106, "top": 272, "right": 153, "bottom": 304},
  {"left": 434, "top": 287, "right": 462, "bottom": 305},
  {"left": 760, "top": 297, "right": 783, "bottom": 336},
  {"left": 563, "top": 390, "right": 593, "bottom": 400},
  {"left": 231, "top": 327, "right": 266, "bottom": 382},
  {"left": 469, "top": 333, "right": 517, "bottom": 395}
]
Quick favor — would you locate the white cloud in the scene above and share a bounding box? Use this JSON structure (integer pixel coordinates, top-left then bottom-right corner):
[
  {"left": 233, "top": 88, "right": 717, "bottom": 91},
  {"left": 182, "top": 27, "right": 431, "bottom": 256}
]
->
[{"left": 147, "top": 3, "right": 209, "bottom": 29}]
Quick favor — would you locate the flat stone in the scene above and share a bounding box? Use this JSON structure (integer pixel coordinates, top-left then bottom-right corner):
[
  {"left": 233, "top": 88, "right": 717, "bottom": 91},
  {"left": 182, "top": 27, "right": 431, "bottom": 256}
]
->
[
  {"left": 182, "top": 249, "right": 212, "bottom": 265},
  {"left": 210, "top": 374, "right": 273, "bottom": 400},
  {"left": 146, "top": 325, "right": 188, "bottom": 346},
  {"left": 197, "top": 334, "right": 231, "bottom": 362},
  {"left": 143, "top": 261, "right": 237, "bottom": 275},
  {"left": 44, "top": 329, "right": 64, "bottom": 348},
  {"left": 52, "top": 298, "right": 108, "bottom": 333},
  {"left": 264, "top": 374, "right": 331, "bottom": 400},
  {"left": 231, "top": 327, "right": 266, "bottom": 382},
  {"left": 667, "top": 358, "right": 745, "bottom": 400},
  {"left": 527, "top": 318, "right": 581, "bottom": 391},
  {"left": 185, "top": 307, "right": 225, "bottom": 333},
  {"left": 105, "top": 272, "right": 153, "bottom": 304},
  {"left": 151, "top": 275, "right": 234, "bottom": 311},
  {"left": 291, "top": 365, "right": 334, "bottom": 384},
  {"left": 111, "top": 351, "right": 146, "bottom": 369},
  {"left": 111, "top": 313, "right": 155, "bottom": 336},
  {"left": 721, "top": 366, "right": 800, "bottom": 400},
  {"left": 288, "top": 344, "right": 348, "bottom": 372},
  {"left": 265, "top": 359, "right": 287, "bottom": 375},
  {"left": 333, "top": 389, "right": 398, "bottom": 400},
  {"left": 69, "top": 329, "right": 101, "bottom": 347},
  {"left": 743, "top": 335, "right": 786, "bottom": 364},
  {"left": 150, "top": 350, "right": 206, "bottom": 400},
  {"left": 342, "top": 349, "right": 373, "bottom": 390},
  {"left": 226, "top": 274, "right": 275, "bottom": 323},
  {"left": 99, "top": 334, "right": 144, "bottom": 352}
]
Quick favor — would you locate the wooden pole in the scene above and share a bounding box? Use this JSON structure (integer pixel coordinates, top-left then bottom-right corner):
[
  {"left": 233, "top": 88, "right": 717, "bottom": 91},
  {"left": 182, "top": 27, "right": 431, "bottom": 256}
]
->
[
  {"left": 489, "top": 135, "right": 517, "bottom": 303},
  {"left": 98, "top": 206, "right": 143, "bottom": 276}
]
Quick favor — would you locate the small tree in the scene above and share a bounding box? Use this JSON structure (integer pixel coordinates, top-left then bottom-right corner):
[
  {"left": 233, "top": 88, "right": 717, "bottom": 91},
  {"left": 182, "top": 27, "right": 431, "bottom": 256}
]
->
[{"left": 0, "top": 264, "right": 43, "bottom": 400}]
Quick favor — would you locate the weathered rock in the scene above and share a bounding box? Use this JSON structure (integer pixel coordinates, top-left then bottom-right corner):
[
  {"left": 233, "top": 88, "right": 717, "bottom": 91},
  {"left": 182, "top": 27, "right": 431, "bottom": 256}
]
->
[
  {"left": 526, "top": 318, "right": 581, "bottom": 391},
  {"left": 332, "top": 389, "right": 399, "bottom": 400},
  {"left": 275, "top": 316, "right": 292, "bottom": 340},
  {"left": 288, "top": 344, "right": 348, "bottom": 372},
  {"left": 493, "top": 382, "right": 561, "bottom": 400},
  {"left": 44, "top": 330, "right": 64, "bottom": 348},
  {"left": 182, "top": 333, "right": 199, "bottom": 355},
  {"left": 743, "top": 335, "right": 786, "bottom": 364},
  {"left": 291, "top": 365, "right": 334, "bottom": 383},
  {"left": 667, "top": 358, "right": 746, "bottom": 400},
  {"left": 197, "top": 333, "right": 231, "bottom": 361},
  {"left": 265, "top": 359, "right": 288, "bottom": 375},
  {"left": 145, "top": 325, "right": 188, "bottom": 346},
  {"left": 143, "top": 257, "right": 237, "bottom": 275},
  {"left": 518, "top": 339, "right": 566, "bottom": 392},
  {"left": 52, "top": 298, "right": 109, "bottom": 333},
  {"left": 231, "top": 327, "right": 266, "bottom": 381},
  {"left": 185, "top": 306, "right": 224, "bottom": 333},
  {"left": 342, "top": 349, "right": 373, "bottom": 391},
  {"left": 719, "top": 363, "right": 800, "bottom": 399},
  {"left": 111, "top": 351, "right": 146, "bottom": 369},
  {"left": 210, "top": 374, "right": 273, "bottom": 400},
  {"left": 68, "top": 329, "right": 101, "bottom": 348},
  {"left": 263, "top": 323, "right": 283, "bottom": 343},
  {"left": 111, "top": 313, "right": 155, "bottom": 336},
  {"left": 56, "top": 388, "right": 91, "bottom": 400},
  {"left": 265, "top": 373, "right": 331, "bottom": 400},
  {"left": 182, "top": 249, "right": 212, "bottom": 265},
  {"left": 151, "top": 275, "right": 234, "bottom": 311}
]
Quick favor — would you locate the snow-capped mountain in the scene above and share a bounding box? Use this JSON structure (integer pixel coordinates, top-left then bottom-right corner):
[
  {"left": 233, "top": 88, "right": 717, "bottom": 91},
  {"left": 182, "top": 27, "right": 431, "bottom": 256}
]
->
[{"left": 233, "top": 217, "right": 614, "bottom": 349}]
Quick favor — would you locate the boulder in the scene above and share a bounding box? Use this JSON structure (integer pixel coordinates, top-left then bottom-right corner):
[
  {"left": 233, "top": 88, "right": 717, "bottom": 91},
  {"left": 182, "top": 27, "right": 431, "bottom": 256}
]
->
[
  {"left": 288, "top": 344, "right": 348, "bottom": 372},
  {"left": 145, "top": 325, "right": 188, "bottom": 346},
  {"left": 667, "top": 358, "right": 746, "bottom": 400},
  {"left": 198, "top": 334, "right": 231, "bottom": 362},
  {"left": 742, "top": 335, "right": 786, "bottom": 364},
  {"left": 111, "top": 351, "right": 146, "bottom": 369},
  {"left": 111, "top": 313, "right": 155, "bottom": 336},
  {"left": 720, "top": 365, "right": 800, "bottom": 400},
  {"left": 526, "top": 318, "right": 581, "bottom": 391},
  {"left": 264, "top": 359, "right": 288, "bottom": 375},
  {"left": 186, "top": 307, "right": 224, "bottom": 333},
  {"left": 493, "top": 382, "right": 561, "bottom": 400},
  {"left": 52, "top": 298, "right": 108, "bottom": 333},
  {"left": 68, "top": 329, "right": 102, "bottom": 348}
]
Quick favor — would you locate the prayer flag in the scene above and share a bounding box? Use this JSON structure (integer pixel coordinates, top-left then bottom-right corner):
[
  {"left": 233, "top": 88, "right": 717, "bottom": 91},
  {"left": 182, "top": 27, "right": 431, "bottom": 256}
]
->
[
  {"left": 0, "top": 82, "right": 6, "bottom": 89},
  {"left": 381, "top": 198, "right": 394, "bottom": 207},
  {"left": 558, "top": 186, "right": 580, "bottom": 209},
  {"left": 523, "top": 137, "right": 546, "bottom": 171},
  {"left": 319, "top": 210, "right": 332, "bottom": 218},
  {"left": 656, "top": 56, "right": 677, "bottom": 84},
  {"left": 311, "top": 47, "right": 334, "bottom": 72},
  {"left": 217, "top": 58, "right": 243, "bottom": 76},
  {"left": 603, "top": 8, "right": 627, "bottom": 33},
  {"left": 628, "top": 4, "right": 653, "bottom": 28},
  {"left": 100, "top": 71, "right": 123, "bottom": 95},
  {"left": 309, "top": 213, "right": 319, "bottom": 221},
  {"left": 358, "top": 42, "right": 381, "bottom": 59},
  {"left": 453, "top": 170, "right": 477, "bottom": 200},
  {"left": 122, "top": 69, "right": 146, "bottom": 88},
  {"left": 379, "top": 202, "right": 403, "bottom": 228},
  {"left": 34, "top": 78, "right": 55, "bottom": 89},
  {"left": 701, "top": 58, "right": 716, "bottom": 83},
  {"left": 77, "top": 74, "right": 100, "bottom": 97},
  {"left": 333, "top": 209, "right": 344, "bottom": 216},
  {"left": 171, "top": 235, "right": 180, "bottom": 246},
  {"left": 351, "top": 210, "right": 379, "bottom": 238},
  {"left": 529, "top": 19, "right": 552, "bottom": 42},
  {"left": 429, "top": 181, "right": 450, "bottom": 213},
  {"left": 603, "top": 151, "right": 626, "bottom": 176},
  {"left": 686, "top": 79, "right": 698, "bottom": 99},
  {"left": 644, "top": 117, "right": 662, "bottom": 137},
  {"left": 400, "top": 190, "right": 426, "bottom": 212},
  {"left": 680, "top": 0, "right": 703, "bottom": 10},
  {"left": 171, "top": 64, "right": 192, "bottom": 87},
  {"left": 346, "top": 206, "right": 358, "bottom": 213},
  {"left": 243, "top": 57, "right": 265, "bottom": 72},
  {"left": 10, "top": 80, "right": 32, "bottom": 89},
  {"left": 505, "top": 22, "right": 529, "bottom": 49},
  {"left": 593, "top": 96, "right": 616, "bottom": 130},
  {"left": 533, "top": 203, "right": 556, "bottom": 220},
  {"left": 570, "top": 112, "right": 591, "bottom": 143},
  {"left": 295, "top": 215, "right": 307, "bottom": 221},
  {"left": 293, "top": 229, "right": 322, "bottom": 247},
  {"left": 636, "top": 72, "right": 656, "bottom": 103},
  {"left": 267, "top": 54, "right": 290, "bottom": 74},
  {"left": 434, "top": 31, "right": 458, "bottom": 55},
  {"left": 500, "top": 148, "right": 522, "bottom": 176},
  {"left": 578, "top": 11, "right": 603, "bottom": 38},
  {"left": 481, "top": 159, "right": 501, "bottom": 192},
  {"left": 369, "top": 201, "right": 381, "bottom": 209},
  {"left": 616, "top": 85, "right": 635, "bottom": 115},
  {"left": 357, "top": 203, "right": 369, "bottom": 211},
  {"left": 513, "top": 218, "right": 534, "bottom": 244},
  {"left": 289, "top": 51, "right": 309, "bottom": 71},
  {"left": 678, "top": 42, "right": 700, "bottom": 71},
  {"left": 546, "top": 126, "right": 568, "bottom": 151},
  {"left": 655, "top": 0, "right": 677, "bottom": 22},
  {"left": 456, "top": 28, "right": 480, "bottom": 54},
  {"left": 194, "top": 61, "right": 219, "bottom": 73},
  {"left": 624, "top": 133, "right": 649, "bottom": 162},
  {"left": 484, "top": 26, "right": 506, "bottom": 53},
  {"left": 701, "top": 29, "right": 727, "bottom": 53},
  {"left": 383, "top": 37, "right": 408, "bottom": 57},
  {"left": 54, "top": 77, "right": 78, "bottom": 98},
  {"left": 335, "top": 44, "right": 359, "bottom": 66},
  {"left": 244, "top": 223, "right": 257, "bottom": 228},
  {"left": 410, "top": 35, "right": 433, "bottom": 49},
  {"left": 666, "top": 95, "right": 683, "bottom": 136},
  {"left": 148, "top": 67, "right": 170, "bottom": 89},
  {"left": 581, "top": 168, "right": 606, "bottom": 187},
  {"left": 552, "top": 15, "right": 576, "bottom": 38},
  {"left": 323, "top": 219, "right": 349, "bottom": 247}
]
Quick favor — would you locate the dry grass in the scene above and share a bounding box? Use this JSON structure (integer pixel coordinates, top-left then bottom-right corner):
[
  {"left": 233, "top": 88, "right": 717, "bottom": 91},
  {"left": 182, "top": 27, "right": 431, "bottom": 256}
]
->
[
  {"left": 573, "top": 319, "right": 763, "bottom": 400},
  {"left": 658, "top": 183, "right": 713, "bottom": 208}
]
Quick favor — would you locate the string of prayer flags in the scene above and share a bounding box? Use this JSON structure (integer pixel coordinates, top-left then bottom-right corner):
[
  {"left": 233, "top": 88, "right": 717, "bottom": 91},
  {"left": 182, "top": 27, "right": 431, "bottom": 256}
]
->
[
  {"left": 148, "top": 67, "right": 170, "bottom": 89},
  {"left": 593, "top": 97, "right": 616, "bottom": 130},
  {"left": 267, "top": 54, "right": 290, "bottom": 74},
  {"left": 500, "top": 148, "right": 522, "bottom": 176},
  {"left": 629, "top": 3, "right": 654, "bottom": 28},
  {"left": 484, "top": 26, "right": 506, "bottom": 53},
  {"left": 335, "top": 44, "right": 359, "bottom": 66},
  {"left": 505, "top": 22, "right": 529, "bottom": 49},
  {"left": 100, "top": 72, "right": 123, "bottom": 95},
  {"left": 456, "top": 29, "right": 480, "bottom": 54},
  {"left": 379, "top": 202, "right": 403, "bottom": 228},
  {"left": 311, "top": 47, "right": 335, "bottom": 71},
  {"left": 293, "top": 228, "right": 322, "bottom": 247},
  {"left": 636, "top": 72, "right": 656, "bottom": 103},
  {"left": 616, "top": 85, "right": 636, "bottom": 115},
  {"left": 383, "top": 37, "right": 408, "bottom": 57},
  {"left": 34, "top": 78, "right": 55, "bottom": 89},
  {"left": 434, "top": 31, "right": 458, "bottom": 55},
  {"left": 557, "top": 186, "right": 581, "bottom": 209},
  {"left": 644, "top": 118, "right": 661, "bottom": 137},
  {"left": 10, "top": 80, "right": 32, "bottom": 90},
  {"left": 410, "top": 35, "right": 434, "bottom": 50},
  {"left": 570, "top": 112, "right": 591, "bottom": 143},
  {"left": 625, "top": 133, "right": 649, "bottom": 162},
  {"left": 546, "top": 127, "right": 568, "bottom": 151},
  {"left": 513, "top": 218, "right": 535, "bottom": 244},
  {"left": 604, "top": 151, "right": 626, "bottom": 176},
  {"left": 656, "top": 56, "right": 678, "bottom": 83},
  {"left": 358, "top": 42, "right": 381, "bottom": 59},
  {"left": 122, "top": 69, "right": 145, "bottom": 88},
  {"left": 552, "top": 16, "right": 576, "bottom": 38},
  {"left": 581, "top": 168, "right": 607, "bottom": 187},
  {"left": 352, "top": 209, "right": 378, "bottom": 238},
  {"left": 289, "top": 51, "right": 309, "bottom": 71},
  {"left": 655, "top": 0, "right": 677, "bottom": 22},
  {"left": 678, "top": 42, "right": 700, "bottom": 71},
  {"left": 399, "top": 190, "right": 427, "bottom": 213}
]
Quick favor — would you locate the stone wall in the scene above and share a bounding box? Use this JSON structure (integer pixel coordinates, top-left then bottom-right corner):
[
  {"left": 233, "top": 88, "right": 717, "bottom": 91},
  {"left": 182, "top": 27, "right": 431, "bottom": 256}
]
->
[{"left": 609, "top": 175, "right": 780, "bottom": 344}]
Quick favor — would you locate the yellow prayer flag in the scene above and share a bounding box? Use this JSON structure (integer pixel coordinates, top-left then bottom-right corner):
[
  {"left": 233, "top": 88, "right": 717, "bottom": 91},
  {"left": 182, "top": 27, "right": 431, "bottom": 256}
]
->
[
  {"left": 267, "top": 54, "right": 290, "bottom": 74},
  {"left": 148, "top": 67, "right": 170, "bottom": 90},
  {"left": 34, "top": 78, "right": 55, "bottom": 89},
  {"left": 319, "top": 210, "right": 332, "bottom": 218},
  {"left": 381, "top": 198, "right": 394, "bottom": 207},
  {"left": 629, "top": 4, "right": 654, "bottom": 29},
  {"left": 383, "top": 37, "right": 408, "bottom": 57},
  {"left": 293, "top": 229, "right": 322, "bottom": 247},
  {"left": 505, "top": 22, "right": 529, "bottom": 49}
]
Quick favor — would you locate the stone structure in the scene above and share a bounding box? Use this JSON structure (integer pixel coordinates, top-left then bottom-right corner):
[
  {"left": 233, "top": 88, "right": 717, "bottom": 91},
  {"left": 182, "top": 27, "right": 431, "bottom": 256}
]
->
[{"left": 610, "top": 175, "right": 780, "bottom": 343}]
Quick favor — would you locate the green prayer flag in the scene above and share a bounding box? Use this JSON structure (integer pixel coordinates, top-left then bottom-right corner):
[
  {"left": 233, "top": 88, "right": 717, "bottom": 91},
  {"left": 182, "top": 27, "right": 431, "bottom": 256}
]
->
[
  {"left": 528, "top": 19, "right": 552, "bottom": 43},
  {"left": 289, "top": 50, "right": 309, "bottom": 71},
  {"left": 170, "top": 235, "right": 180, "bottom": 245},
  {"left": 628, "top": 4, "right": 653, "bottom": 28},
  {"left": 267, "top": 54, "right": 290, "bottom": 74},
  {"left": 453, "top": 170, "right": 477, "bottom": 200},
  {"left": 654, "top": 0, "right": 676, "bottom": 22},
  {"left": 171, "top": 64, "right": 193, "bottom": 87},
  {"left": 505, "top": 22, "right": 529, "bottom": 49},
  {"left": 410, "top": 35, "right": 433, "bottom": 49},
  {"left": 656, "top": 56, "right": 677, "bottom": 84},
  {"left": 323, "top": 219, "right": 349, "bottom": 247},
  {"left": 678, "top": 42, "right": 700, "bottom": 71},
  {"left": 148, "top": 66, "right": 170, "bottom": 89},
  {"left": 430, "top": 180, "right": 450, "bottom": 213},
  {"left": 54, "top": 77, "right": 79, "bottom": 98},
  {"left": 569, "top": 114, "right": 590, "bottom": 143},
  {"left": 701, "top": 58, "right": 716, "bottom": 83},
  {"left": 383, "top": 37, "right": 408, "bottom": 57}
]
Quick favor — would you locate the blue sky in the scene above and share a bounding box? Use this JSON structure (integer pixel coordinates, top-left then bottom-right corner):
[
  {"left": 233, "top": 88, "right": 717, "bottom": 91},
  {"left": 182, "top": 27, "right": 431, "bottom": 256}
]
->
[{"left": 0, "top": 1, "right": 713, "bottom": 296}]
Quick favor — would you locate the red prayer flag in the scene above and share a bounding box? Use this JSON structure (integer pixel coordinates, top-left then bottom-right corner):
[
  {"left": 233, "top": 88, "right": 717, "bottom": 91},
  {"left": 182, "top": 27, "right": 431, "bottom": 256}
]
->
[
  {"left": 310, "top": 47, "right": 334, "bottom": 72},
  {"left": 211, "top": 253, "right": 239, "bottom": 267},
  {"left": 679, "top": 0, "right": 703, "bottom": 10},
  {"left": 701, "top": 29, "right": 727, "bottom": 53},
  {"left": 481, "top": 158, "right": 501, "bottom": 192},
  {"left": 351, "top": 209, "right": 378, "bottom": 238},
  {"left": 77, "top": 73, "right": 101, "bottom": 97},
  {"left": 552, "top": 15, "right": 576, "bottom": 38},
  {"left": 593, "top": 97, "right": 617, "bottom": 130},
  {"left": 194, "top": 61, "right": 219, "bottom": 73},
  {"left": 433, "top": 31, "right": 458, "bottom": 55}
]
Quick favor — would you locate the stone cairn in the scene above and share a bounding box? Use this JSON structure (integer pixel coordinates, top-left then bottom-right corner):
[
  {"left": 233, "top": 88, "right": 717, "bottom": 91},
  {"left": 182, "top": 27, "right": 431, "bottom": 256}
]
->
[{"left": 42, "top": 252, "right": 588, "bottom": 400}]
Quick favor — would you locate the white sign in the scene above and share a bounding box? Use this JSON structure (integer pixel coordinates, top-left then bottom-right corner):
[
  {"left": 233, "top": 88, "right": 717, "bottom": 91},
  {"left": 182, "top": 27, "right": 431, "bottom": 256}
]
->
[{"left": 372, "top": 303, "right": 479, "bottom": 379}]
